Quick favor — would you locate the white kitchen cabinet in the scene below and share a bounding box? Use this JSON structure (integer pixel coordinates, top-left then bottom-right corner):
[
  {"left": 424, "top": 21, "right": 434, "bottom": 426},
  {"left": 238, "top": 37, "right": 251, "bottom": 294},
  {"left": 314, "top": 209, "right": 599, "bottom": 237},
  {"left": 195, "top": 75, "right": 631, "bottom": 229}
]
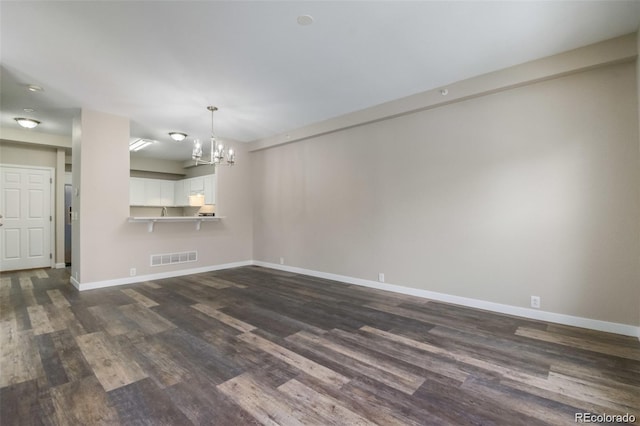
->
[
  {"left": 161, "top": 180, "right": 174, "bottom": 206},
  {"left": 130, "top": 178, "right": 146, "bottom": 205},
  {"left": 189, "top": 177, "right": 204, "bottom": 195},
  {"left": 173, "top": 180, "right": 187, "bottom": 206},
  {"left": 130, "top": 174, "right": 215, "bottom": 206},
  {"left": 185, "top": 175, "right": 215, "bottom": 204},
  {"left": 129, "top": 178, "right": 171, "bottom": 206},
  {"left": 204, "top": 174, "right": 215, "bottom": 204},
  {"left": 145, "top": 179, "right": 162, "bottom": 206}
]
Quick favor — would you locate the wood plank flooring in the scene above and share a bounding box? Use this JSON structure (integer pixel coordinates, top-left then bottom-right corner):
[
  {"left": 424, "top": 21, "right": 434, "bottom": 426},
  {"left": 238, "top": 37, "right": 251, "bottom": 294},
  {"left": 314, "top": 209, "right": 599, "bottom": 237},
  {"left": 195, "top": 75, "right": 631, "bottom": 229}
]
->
[{"left": 1, "top": 266, "right": 638, "bottom": 425}]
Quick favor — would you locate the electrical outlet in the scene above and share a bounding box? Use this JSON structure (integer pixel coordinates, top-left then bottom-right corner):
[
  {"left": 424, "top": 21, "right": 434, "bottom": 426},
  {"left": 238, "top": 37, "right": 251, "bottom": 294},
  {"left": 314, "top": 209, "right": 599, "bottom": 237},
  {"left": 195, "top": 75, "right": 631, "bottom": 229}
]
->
[
  {"left": 530, "top": 295, "right": 541, "bottom": 309},
  {"left": 130, "top": 268, "right": 136, "bottom": 277},
  {"left": 378, "top": 273, "right": 385, "bottom": 283},
  {"left": 279, "top": 257, "right": 284, "bottom": 265}
]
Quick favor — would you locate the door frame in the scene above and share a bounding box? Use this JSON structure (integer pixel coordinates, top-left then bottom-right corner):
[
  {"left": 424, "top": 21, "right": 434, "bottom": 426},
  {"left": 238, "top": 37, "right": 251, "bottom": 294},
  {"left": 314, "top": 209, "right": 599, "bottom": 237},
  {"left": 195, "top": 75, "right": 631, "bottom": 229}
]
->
[
  {"left": 0, "top": 163, "right": 56, "bottom": 270},
  {"left": 64, "top": 172, "right": 72, "bottom": 266}
]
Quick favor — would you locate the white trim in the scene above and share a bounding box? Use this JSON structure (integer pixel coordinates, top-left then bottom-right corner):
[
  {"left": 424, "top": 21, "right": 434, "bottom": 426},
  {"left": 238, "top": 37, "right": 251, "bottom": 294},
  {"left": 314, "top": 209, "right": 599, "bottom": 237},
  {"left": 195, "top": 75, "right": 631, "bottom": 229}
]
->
[
  {"left": 70, "top": 276, "right": 80, "bottom": 290},
  {"left": 67, "top": 258, "right": 639, "bottom": 338},
  {"left": 49, "top": 170, "right": 55, "bottom": 269},
  {"left": 54, "top": 263, "right": 66, "bottom": 269},
  {"left": 252, "top": 261, "right": 640, "bottom": 338},
  {"left": 72, "top": 260, "right": 252, "bottom": 291}
]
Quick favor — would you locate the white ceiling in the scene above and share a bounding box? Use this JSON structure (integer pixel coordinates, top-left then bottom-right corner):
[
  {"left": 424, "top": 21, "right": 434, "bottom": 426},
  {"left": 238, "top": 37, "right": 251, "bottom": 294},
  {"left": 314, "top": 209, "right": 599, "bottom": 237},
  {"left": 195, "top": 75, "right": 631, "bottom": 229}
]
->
[{"left": 1, "top": 1, "right": 639, "bottom": 160}]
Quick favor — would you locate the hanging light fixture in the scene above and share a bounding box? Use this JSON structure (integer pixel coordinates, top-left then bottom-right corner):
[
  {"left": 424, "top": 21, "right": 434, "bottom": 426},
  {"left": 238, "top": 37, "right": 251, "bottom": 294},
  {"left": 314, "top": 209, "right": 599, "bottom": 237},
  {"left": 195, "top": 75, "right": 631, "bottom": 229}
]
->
[{"left": 192, "top": 106, "right": 235, "bottom": 166}]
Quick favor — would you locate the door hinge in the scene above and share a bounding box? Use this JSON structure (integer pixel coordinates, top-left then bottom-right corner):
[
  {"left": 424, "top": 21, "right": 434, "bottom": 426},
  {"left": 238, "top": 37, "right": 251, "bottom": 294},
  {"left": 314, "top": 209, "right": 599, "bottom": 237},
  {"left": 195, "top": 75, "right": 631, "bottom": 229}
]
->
[
  {"left": 50, "top": 216, "right": 52, "bottom": 222},
  {"left": 49, "top": 253, "right": 52, "bottom": 259},
  {"left": 50, "top": 178, "right": 53, "bottom": 184}
]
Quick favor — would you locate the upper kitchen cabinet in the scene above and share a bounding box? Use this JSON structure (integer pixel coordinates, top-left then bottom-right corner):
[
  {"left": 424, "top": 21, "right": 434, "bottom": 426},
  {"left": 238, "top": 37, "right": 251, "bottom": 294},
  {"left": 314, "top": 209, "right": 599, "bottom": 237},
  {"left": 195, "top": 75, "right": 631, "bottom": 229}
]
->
[
  {"left": 173, "top": 179, "right": 188, "bottom": 207},
  {"left": 130, "top": 174, "right": 215, "bottom": 207},
  {"left": 145, "top": 179, "right": 163, "bottom": 206},
  {"left": 161, "top": 181, "right": 174, "bottom": 206},
  {"left": 203, "top": 175, "right": 215, "bottom": 205},
  {"left": 130, "top": 178, "right": 145, "bottom": 205},
  {"left": 130, "top": 177, "right": 172, "bottom": 206}
]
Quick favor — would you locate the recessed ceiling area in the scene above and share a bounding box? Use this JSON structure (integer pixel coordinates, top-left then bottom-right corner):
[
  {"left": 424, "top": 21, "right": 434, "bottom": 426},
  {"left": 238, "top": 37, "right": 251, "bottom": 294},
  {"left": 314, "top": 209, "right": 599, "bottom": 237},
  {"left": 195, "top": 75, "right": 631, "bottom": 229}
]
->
[{"left": 1, "top": 1, "right": 638, "bottom": 160}]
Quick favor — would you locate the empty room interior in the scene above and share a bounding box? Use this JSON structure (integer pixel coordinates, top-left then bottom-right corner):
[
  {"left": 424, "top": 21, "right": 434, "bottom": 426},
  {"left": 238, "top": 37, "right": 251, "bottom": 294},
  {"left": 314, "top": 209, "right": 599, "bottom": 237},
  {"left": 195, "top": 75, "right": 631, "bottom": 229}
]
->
[{"left": 1, "top": 1, "right": 639, "bottom": 425}]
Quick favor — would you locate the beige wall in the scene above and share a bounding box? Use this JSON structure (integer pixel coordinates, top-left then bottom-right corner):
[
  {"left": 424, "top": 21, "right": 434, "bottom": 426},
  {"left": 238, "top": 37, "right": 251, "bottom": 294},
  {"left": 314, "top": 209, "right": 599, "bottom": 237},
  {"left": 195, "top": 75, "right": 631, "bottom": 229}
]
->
[
  {"left": 251, "top": 61, "right": 640, "bottom": 326},
  {"left": 72, "top": 110, "right": 130, "bottom": 283},
  {"left": 130, "top": 156, "right": 185, "bottom": 176},
  {"left": 0, "top": 128, "right": 71, "bottom": 150},
  {"left": 184, "top": 163, "right": 218, "bottom": 179},
  {"left": 2, "top": 121, "right": 250, "bottom": 280},
  {"left": 72, "top": 109, "right": 252, "bottom": 284},
  {"left": 0, "top": 141, "right": 57, "bottom": 168},
  {"left": 119, "top": 142, "right": 252, "bottom": 279}
]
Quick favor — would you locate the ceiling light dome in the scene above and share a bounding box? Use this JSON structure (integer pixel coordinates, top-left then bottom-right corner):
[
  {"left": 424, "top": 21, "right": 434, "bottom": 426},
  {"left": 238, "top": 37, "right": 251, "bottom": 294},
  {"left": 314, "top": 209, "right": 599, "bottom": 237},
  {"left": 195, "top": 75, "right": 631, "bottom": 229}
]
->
[
  {"left": 297, "top": 15, "right": 314, "bottom": 26},
  {"left": 27, "top": 85, "right": 44, "bottom": 92},
  {"left": 169, "top": 132, "right": 187, "bottom": 141},
  {"left": 14, "top": 117, "right": 40, "bottom": 129}
]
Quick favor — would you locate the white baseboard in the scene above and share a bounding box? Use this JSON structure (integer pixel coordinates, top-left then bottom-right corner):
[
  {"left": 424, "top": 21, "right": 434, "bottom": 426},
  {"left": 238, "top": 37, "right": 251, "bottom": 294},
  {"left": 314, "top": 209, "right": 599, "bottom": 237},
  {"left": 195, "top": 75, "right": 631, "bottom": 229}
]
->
[
  {"left": 252, "top": 261, "right": 640, "bottom": 338},
  {"left": 72, "top": 260, "right": 253, "bottom": 291},
  {"left": 54, "top": 263, "right": 66, "bottom": 269},
  {"left": 68, "top": 259, "right": 639, "bottom": 338},
  {"left": 70, "top": 276, "right": 80, "bottom": 290}
]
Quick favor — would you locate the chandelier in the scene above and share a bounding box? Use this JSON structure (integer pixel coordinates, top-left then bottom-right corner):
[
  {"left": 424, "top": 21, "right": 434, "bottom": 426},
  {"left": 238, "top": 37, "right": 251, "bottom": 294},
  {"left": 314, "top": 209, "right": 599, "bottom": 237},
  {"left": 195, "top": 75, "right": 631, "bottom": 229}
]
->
[{"left": 192, "top": 106, "right": 236, "bottom": 166}]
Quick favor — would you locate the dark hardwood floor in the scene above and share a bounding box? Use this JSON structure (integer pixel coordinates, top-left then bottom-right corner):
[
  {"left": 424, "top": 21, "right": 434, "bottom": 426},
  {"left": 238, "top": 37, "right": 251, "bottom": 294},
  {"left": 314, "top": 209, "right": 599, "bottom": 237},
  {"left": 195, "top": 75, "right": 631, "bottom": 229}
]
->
[{"left": 1, "top": 266, "right": 638, "bottom": 425}]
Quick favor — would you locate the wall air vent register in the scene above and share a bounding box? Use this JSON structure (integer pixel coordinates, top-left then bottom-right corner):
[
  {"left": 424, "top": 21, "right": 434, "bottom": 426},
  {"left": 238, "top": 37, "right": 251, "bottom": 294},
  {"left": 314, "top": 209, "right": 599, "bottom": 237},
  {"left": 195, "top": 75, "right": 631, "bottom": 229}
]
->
[{"left": 151, "top": 251, "right": 197, "bottom": 267}]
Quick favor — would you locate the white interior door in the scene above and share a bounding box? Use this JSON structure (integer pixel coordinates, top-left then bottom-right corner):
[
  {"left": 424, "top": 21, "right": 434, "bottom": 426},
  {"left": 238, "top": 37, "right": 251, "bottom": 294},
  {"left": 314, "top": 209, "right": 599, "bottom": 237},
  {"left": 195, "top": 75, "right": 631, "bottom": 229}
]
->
[{"left": 0, "top": 166, "right": 52, "bottom": 271}]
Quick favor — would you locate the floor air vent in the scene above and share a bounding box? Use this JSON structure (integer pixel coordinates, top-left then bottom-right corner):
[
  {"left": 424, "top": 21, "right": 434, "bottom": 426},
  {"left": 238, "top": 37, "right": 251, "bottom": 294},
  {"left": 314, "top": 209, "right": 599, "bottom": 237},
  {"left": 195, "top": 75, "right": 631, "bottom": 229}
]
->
[{"left": 151, "top": 251, "right": 197, "bottom": 267}]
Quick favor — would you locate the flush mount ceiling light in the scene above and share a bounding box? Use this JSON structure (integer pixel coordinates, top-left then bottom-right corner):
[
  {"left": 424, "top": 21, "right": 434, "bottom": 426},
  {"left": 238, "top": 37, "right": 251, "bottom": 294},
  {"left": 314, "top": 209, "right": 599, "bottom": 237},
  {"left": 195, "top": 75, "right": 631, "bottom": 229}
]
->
[
  {"left": 14, "top": 117, "right": 40, "bottom": 129},
  {"left": 192, "top": 106, "right": 236, "bottom": 167},
  {"left": 297, "top": 15, "right": 314, "bottom": 26},
  {"left": 129, "top": 138, "right": 155, "bottom": 152},
  {"left": 27, "top": 84, "right": 44, "bottom": 92},
  {"left": 169, "top": 132, "right": 187, "bottom": 141}
]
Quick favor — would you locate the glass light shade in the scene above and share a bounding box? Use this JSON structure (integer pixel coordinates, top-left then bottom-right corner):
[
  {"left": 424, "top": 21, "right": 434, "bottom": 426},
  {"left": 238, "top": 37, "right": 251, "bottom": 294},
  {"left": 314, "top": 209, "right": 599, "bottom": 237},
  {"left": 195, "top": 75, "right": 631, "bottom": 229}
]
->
[
  {"left": 192, "top": 139, "right": 202, "bottom": 159},
  {"left": 14, "top": 117, "right": 40, "bottom": 129},
  {"left": 169, "top": 132, "right": 187, "bottom": 141}
]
